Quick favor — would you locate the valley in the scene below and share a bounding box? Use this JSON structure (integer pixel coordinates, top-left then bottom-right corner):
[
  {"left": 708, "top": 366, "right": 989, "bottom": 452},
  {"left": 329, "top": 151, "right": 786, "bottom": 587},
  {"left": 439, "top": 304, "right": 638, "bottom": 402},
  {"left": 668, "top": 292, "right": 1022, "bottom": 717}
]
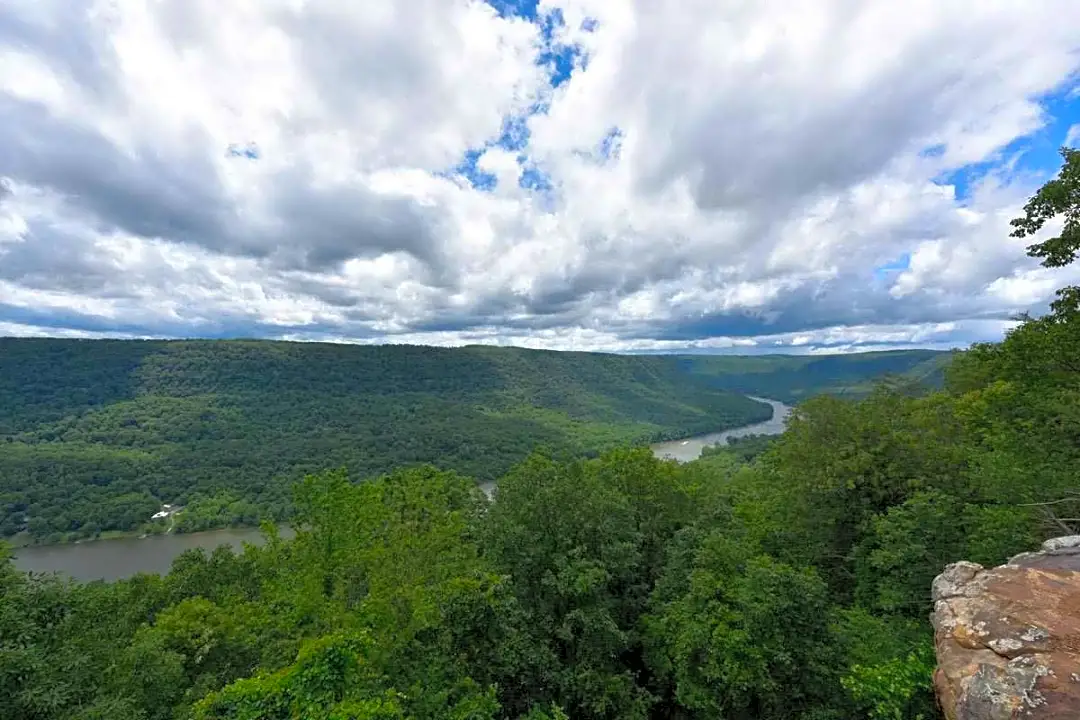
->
[
  {"left": 0, "top": 339, "right": 941, "bottom": 545},
  {"left": 11, "top": 396, "right": 799, "bottom": 580}
]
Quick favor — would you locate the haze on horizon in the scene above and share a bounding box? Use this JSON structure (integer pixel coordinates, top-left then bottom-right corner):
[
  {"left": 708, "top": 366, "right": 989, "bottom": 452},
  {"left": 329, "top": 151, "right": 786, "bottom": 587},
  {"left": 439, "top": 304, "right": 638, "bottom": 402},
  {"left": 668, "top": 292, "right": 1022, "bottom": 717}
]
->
[{"left": 3, "top": 0, "right": 1080, "bottom": 354}]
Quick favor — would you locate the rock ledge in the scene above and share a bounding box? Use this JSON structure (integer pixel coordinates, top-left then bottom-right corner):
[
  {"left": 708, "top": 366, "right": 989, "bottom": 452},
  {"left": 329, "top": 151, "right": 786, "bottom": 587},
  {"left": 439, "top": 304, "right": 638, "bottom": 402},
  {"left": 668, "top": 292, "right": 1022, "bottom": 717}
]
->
[{"left": 932, "top": 537, "right": 1080, "bottom": 719}]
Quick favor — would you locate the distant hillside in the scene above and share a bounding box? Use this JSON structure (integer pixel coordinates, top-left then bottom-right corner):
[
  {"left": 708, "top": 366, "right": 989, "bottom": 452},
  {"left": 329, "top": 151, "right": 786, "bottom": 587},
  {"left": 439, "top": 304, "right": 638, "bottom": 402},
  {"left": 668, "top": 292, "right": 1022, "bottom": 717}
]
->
[
  {"left": 0, "top": 339, "right": 943, "bottom": 543},
  {"left": 678, "top": 349, "right": 951, "bottom": 403},
  {"left": 0, "top": 339, "right": 768, "bottom": 542}
]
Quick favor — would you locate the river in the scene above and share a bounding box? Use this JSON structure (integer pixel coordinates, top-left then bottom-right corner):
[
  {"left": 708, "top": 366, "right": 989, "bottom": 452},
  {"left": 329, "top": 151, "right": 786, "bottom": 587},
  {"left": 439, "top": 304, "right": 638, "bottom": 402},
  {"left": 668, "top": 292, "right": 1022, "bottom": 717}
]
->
[
  {"left": 13, "top": 397, "right": 790, "bottom": 581},
  {"left": 648, "top": 396, "right": 792, "bottom": 462},
  {"left": 480, "top": 397, "right": 790, "bottom": 496},
  {"left": 12, "top": 527, "right": 295, "bottom": 582}
]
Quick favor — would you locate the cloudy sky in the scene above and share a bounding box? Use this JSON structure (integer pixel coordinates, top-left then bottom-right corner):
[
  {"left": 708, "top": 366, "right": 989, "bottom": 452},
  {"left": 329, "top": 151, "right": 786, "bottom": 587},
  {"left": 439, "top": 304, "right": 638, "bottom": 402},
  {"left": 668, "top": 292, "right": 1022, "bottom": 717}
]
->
[{"left": 2, "top": 0, "right": 1080, "bottom": 354}]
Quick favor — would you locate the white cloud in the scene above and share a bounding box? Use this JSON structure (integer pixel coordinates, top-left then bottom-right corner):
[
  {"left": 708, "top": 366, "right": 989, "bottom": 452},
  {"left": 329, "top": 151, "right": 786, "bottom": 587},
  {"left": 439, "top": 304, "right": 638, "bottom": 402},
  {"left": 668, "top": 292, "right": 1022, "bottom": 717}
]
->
[
  {"left": 1, "top": 0, "right": 1080, "bottom": 352},
  {"left": 1066, "top": 123, "right": 1080, "bottom": 147}
]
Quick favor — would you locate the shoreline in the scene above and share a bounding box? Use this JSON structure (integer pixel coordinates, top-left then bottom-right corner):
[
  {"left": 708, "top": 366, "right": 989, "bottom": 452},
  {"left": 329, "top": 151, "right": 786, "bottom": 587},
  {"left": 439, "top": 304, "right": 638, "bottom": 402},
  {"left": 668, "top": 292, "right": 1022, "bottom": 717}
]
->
[
  {"left": 649, "top": 397, "right": 791, "bottom": 463},
  {"left": 9, "top": 397, "right": 786, "bottom": 550},
  {"left": 5, "top": 523, "right": 267, "bottom": 551},
  {"left": 643, "top": 395, "right": 777, "bottom": 445}
]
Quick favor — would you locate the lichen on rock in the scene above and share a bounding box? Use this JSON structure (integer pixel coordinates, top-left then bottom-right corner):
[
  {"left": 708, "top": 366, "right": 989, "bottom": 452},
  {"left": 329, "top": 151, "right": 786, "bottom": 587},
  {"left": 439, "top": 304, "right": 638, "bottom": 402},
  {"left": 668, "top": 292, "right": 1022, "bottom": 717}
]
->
[{"left": 932, "top": 537, "right": 1080, "bottom": 719}]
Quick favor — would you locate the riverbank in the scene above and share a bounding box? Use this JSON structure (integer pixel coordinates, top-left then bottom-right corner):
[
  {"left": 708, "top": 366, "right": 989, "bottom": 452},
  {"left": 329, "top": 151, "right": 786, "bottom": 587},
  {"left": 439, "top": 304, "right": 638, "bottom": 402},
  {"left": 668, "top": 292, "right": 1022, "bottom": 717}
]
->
[
  {"left": 12, "top": 399, "right": 793, "bottom": 578},
  {"left": 648, "top": 397, "right": 792, "bottom": 462},
  {"left": 12, "top": 526, "right": 296, "bottom": 581},
  {"left": 4, "top": 527, "right": 171, "bottom": 549}
]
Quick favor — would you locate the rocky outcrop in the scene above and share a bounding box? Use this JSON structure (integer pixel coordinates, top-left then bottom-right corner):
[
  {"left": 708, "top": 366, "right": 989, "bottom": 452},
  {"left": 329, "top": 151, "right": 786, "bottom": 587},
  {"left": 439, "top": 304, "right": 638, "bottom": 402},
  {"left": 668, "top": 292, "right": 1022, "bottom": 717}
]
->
[{"left": 932, "top": 536, "right": 1080, "bottom": 719}]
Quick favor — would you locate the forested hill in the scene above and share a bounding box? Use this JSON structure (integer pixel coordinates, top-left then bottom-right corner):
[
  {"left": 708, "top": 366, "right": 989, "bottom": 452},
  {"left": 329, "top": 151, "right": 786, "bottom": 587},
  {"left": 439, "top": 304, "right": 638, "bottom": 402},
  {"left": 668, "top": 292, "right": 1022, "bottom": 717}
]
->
[
  {"left": 0, "top": 339, "right": 941, "bottom": 543},
  {"left": 682, "top": 348, "right": 950, "bottom": 403},
  {"left": 1, "top": 338, "right": 756, "bottom": 542}
]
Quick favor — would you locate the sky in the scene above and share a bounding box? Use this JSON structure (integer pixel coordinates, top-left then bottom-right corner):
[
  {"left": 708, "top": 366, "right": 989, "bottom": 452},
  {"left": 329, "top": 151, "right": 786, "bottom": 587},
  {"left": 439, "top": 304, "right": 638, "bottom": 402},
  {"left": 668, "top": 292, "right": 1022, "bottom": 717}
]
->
[{"left": 2, "top": 1, "right": 1080, "bottom": 354}]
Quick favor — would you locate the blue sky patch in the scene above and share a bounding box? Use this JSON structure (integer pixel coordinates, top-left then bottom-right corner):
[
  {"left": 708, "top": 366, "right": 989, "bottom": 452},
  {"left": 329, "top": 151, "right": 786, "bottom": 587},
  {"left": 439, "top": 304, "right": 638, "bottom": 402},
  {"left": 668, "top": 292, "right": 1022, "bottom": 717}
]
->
[
  {"left": 873, "top": 252, "right": 911, "bottom": 281},
  {"left": 519, "top": 160, "right": 553, "bottom": 192},
  {"left": 444, "top": 5, "right": 586, "bottom": 189},
  {"left": 496, "top": 114, "right": 531, "bottom": 152},
  {"left": 486, "top": 4, "right": 588, "bottom": 88},
  {"left": 444, "top": 143, "right": 555, "bottom": 196},
  {"left": 538, "top": 45, "right": 584, "bottom": 88},
  {"left": 536, "top": 8, "right": 586, "bottom": 87},
  {"left": 485, "top": 0, "right": 539, "bottom": 20},
  {"left": 935, "top": 84, "right": 1080, "bottom": 201},
  {"left": 538, "top": 7, "right": 565, "bottom": 39},
  {"left": 446, "top": 148, "right": 497, "bottom": 191}
]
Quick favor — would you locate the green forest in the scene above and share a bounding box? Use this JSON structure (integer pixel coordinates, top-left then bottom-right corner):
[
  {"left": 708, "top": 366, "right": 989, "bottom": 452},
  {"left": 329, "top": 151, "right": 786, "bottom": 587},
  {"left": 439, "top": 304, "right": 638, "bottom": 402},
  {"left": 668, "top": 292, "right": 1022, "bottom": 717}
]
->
[
  {"left": 3, "top": 151, "right": 1080, "bottom": 719},
  {"left": 679, "top": 350, "right": 951, "bottom": 403},
  {"left": 0, "top": 340, "right": 937, "bottom": 544}
]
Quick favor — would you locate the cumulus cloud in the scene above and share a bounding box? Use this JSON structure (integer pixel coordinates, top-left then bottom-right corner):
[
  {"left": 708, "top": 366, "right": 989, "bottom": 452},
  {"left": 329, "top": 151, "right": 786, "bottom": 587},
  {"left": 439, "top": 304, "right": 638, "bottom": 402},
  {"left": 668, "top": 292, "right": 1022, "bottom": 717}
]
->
[{"left": 1, "top": 0, "right": 1080, "bottom": 353}]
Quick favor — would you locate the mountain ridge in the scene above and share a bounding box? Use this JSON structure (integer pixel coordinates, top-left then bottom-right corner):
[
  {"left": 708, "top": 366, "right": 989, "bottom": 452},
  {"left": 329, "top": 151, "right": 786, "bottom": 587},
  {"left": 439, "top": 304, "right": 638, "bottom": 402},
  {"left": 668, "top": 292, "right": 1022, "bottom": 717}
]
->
[{"left": 0, "top": 338, "right": 944, "bottom": 543}]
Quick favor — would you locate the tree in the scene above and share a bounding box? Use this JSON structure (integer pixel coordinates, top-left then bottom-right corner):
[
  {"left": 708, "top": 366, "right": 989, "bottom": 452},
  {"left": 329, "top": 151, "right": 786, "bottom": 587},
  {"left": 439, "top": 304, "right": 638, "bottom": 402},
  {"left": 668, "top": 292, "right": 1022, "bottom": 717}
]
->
[
  {"left": 480, "top": 453, "right": 653, "bottom": 719},
  {"left": 191, "top": 633, "right": 411, "bottom": 720},
  {"left": 1011, "top": 146, "right": 1080, "bottom": 269},
  {"left": 853, "top": 491, "right": 965, "bottom": 615},
  {"left": 1010, "top": 145, "right": 1080, "bottom": 332},
  {"left": 645, "top": 531, "right": 841, "bottom": 719}
]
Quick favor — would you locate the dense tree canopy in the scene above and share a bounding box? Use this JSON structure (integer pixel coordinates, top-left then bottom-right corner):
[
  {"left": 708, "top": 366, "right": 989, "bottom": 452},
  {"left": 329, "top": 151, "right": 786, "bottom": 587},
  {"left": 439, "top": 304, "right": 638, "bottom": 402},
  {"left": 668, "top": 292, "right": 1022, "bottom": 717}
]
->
[{"left": 0, "top": 342, "right": 938, "bottom": 543}]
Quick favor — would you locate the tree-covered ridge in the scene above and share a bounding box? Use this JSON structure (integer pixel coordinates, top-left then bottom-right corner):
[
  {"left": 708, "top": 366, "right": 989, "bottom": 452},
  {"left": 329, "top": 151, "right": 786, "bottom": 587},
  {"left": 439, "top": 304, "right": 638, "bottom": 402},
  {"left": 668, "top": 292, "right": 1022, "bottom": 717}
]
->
[
  {"left": 0, "top": 340, "right": 939, "bottom": 543},
  {"left": 681, "top": 348, "right": 949, "bottom": 403}
]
